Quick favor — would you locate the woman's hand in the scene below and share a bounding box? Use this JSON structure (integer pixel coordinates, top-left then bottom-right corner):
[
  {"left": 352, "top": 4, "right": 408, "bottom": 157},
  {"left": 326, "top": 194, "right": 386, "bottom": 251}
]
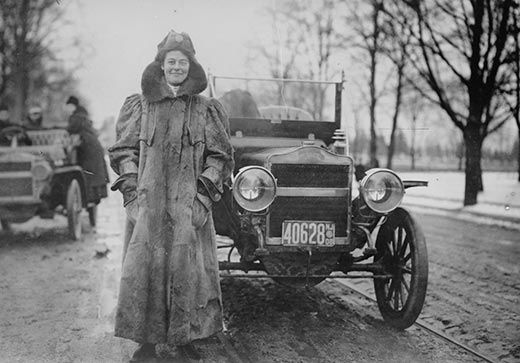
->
[
  {"left": 112, "top": 173, "right": 138, "bottom": 223},
  {"left": 125, "top": 198, "right": 139, "bottom": 224},
  {"left": 192, "top": 192, "right": 212, "bottom": 228}
]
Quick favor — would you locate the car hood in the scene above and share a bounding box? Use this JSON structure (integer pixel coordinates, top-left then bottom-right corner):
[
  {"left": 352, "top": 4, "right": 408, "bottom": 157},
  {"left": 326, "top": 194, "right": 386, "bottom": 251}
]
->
[{"left": 232, "top": 136, "right": 327, "bottom": 170}]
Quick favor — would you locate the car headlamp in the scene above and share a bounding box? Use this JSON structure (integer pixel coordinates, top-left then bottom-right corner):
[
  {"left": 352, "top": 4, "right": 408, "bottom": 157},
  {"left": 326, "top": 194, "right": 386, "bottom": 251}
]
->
[
  {"left": 31, "top": 162, "right": 52, "bottom": 181},
  {"left": 360, "top": 169, "right": 404, "bottom": 213},
  {"left": 232, "top": 166, "right": 277, "bottom": 212}
]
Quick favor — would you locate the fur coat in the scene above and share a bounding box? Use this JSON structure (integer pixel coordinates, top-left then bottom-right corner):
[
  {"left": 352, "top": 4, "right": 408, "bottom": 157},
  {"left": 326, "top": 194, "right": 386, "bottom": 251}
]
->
[
  {"left": 67, "top": 106, "right": 109, "bottom": 202},
  {"left": 108, "top": 53, "right": 234, "bottom": 345}
]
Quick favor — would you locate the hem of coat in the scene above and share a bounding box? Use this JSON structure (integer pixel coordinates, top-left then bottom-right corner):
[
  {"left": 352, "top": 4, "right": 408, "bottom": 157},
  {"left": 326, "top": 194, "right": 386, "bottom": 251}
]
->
[
  {"left": 114, "top": 329, "right": 165, "bottom": 345},
  {"left": 114, "top": 326, "right": 224, "bottom": 346}
]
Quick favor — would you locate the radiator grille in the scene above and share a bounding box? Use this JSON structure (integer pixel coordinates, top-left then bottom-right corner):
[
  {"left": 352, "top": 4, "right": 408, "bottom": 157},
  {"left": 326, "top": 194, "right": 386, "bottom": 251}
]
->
[
  {"left": 271, "top": 163, "right": 349, "bottom": 188},
  {"left": 0, "top": 162, "right": 32, "bottom": 172},
  {"left": 0, "top": 178, "right": 33, "bottom": 197},
  {"left": 268, "top": 197, "right": 348, "bottom": 237}
]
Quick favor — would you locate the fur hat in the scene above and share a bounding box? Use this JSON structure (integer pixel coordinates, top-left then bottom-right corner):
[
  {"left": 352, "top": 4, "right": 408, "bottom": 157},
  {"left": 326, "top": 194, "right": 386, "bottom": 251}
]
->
[
  {"left": 155, "top": 30, "right": 197, "bottom": 62},
  {"left": 66, "top": 96, "right": 79, "bottom": 106},
  {"left": 141, "top": 30, "right": 207, "bottom": 102}
]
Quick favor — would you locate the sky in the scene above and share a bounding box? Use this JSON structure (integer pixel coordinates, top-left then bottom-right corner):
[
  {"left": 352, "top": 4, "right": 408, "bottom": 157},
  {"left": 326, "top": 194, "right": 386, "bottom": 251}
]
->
[
  {"left": 60, "top": 0, "right": 516, "bottom": 152},
  {"left": 68, "top": 0, "right": 270, "bottom": 124}
]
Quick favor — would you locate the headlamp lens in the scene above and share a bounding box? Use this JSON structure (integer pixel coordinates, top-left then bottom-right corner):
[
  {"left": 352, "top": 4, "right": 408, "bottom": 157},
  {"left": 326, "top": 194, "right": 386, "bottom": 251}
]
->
[
  {"left": 361, "top": 169, "right": 404, "bottom": 213},
  {"left": 233, "top": 167, "right": 276, "bottom": 211}
]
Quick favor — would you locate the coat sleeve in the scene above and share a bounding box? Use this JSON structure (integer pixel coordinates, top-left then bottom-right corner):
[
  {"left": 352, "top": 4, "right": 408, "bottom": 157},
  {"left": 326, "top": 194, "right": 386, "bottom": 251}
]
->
[
  {"left": 108, "top": 94, "right": 142, "bottom": 190},
  {"left": 199, "top": 98, "right": 234, "bottom": 202}
]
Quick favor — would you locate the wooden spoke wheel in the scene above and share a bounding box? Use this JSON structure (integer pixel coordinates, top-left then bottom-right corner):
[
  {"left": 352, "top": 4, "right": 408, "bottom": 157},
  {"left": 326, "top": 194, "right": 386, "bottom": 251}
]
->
[
  {"left": 374, "top": 207, "right": 428, "bottom": 329},
  {"left": 66, "top": 179, "right": 83, "bottom": 240}
]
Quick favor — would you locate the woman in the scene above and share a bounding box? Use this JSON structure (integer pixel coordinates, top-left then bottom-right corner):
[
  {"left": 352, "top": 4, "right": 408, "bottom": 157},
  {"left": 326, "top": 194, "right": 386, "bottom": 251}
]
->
[
  {"left": 24, "top": 104, "right": 44, "bottom": 130},
  {"left": 108, "top": 30, "right": 234, "bottom": 361},
  {"left": 66, "top": 97, "right": 109, "bottom": 204}
]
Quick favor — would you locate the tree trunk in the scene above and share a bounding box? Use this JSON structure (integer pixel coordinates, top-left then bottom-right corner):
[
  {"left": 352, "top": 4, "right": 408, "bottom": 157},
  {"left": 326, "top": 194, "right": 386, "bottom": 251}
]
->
[
  {"left": 477, "top": 163, "right": 484, "bottom": 192},
  {"left": 369, "top": 61, "right": 378, "bottom": 167},
  {"left": 410, "top": 115, "right": 416, "bottom": 170},
  {"left": 387, "top": 63, "right": 404, "bottom": 169},
  {"left": 463, "top": 127, "right": 483, "bottom": 206},
  {"left": 12, "top": 0, "right": 30, "bottom": 123},
  {"left": 368, "top": 0, "right": 381, "bottom": 169},
  {"left": 457, "top": 141, "right": 464, "bottom": 171},
  {"left": 517, "top": 132, "right": 520, "bottom": 182}
]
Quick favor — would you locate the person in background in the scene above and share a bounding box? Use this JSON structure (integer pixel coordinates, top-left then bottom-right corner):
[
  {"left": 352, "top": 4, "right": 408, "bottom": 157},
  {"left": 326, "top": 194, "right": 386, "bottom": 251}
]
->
[
  {"left": 0, "top": 104, "right": 32, "bottom": 146},
  {"left": 109, "top": 30, "right": 234, "bottom": 362},
  {"left": 65, "top": 96, "right": 109, "bottom": 204},
  {"left": 0, "top": 104, "right": 14, "bottom": 129},
  {"left": 23, "top": 104, "right": 44, "bottom": 130}
]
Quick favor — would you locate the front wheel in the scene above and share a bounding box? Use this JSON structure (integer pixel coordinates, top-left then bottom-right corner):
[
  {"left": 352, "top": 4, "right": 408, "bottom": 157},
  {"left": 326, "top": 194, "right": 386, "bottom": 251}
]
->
[
  {"left": 66, "top": 179, "right": 83, "bottom": 240},
  {"left": 374, "top": 207, "right": 428, "bottom": 329},
  {"left": 1, "top": 219, "right": 10, "bottom": 232}
]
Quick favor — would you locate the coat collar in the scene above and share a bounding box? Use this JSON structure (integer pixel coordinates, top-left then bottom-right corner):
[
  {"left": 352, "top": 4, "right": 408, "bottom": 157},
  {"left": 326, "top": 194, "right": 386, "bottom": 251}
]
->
[{"left": 141, "top": 60, "right": 207, "bottom": 103}]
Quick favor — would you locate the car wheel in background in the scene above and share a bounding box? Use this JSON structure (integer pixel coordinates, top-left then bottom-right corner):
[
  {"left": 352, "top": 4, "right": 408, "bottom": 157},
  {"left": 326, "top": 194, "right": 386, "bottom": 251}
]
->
[
  {"left": 66, "top": 179, "right": 83, "bottom": 240},
  {"left": 373, "top": 207, "right": 428, "bottom": 329},
  {"left": 1, "top": 219, "right": 10, "bottom": 232}
]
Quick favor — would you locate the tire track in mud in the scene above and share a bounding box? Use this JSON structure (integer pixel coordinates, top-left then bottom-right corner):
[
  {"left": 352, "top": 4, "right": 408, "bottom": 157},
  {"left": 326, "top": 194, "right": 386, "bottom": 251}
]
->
[
  {"left": 219, "top": 277, "right": 474, "bottom": 362},
  {"left": 333, "top": 279, "right": 499, "bottom": 363},
  {"left": 411, "top": 213, "right": 520, "bottom": 362}
]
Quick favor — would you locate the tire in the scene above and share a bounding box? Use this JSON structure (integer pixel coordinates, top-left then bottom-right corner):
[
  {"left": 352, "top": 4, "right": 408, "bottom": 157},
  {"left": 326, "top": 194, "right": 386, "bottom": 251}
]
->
[
  {"left": 1, "top": 219, "right": 10, "bottom": 232},
  {"left": 87, "top": 205, "right": 97, "bottom": 227},
  {"left": 373, "top": 207, "right": 428, "bottom": 329},
  {"left": 66, "top": 179, "right": 83, "bottom": 240}
]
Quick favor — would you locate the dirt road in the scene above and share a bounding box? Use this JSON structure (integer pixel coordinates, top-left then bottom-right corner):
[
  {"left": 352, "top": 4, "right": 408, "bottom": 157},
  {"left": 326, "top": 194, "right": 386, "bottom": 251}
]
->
[{"left": 0, "top": 192, "right": 518, "bottom": 362}]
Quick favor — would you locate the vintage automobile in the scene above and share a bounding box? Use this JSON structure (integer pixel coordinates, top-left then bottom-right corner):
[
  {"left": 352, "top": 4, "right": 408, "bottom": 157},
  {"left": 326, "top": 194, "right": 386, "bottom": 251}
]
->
[
  {"left": 0, "top": 126, "right": 102, "bottom": 239},
  {"left": 209, "top": 75, "right": 429, "bottom": 329}
]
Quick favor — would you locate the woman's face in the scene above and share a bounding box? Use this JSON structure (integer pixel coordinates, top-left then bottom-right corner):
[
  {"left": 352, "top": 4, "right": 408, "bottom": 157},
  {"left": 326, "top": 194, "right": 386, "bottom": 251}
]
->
[
  {"left": 162, "top": 50, "right": 190, "bottom": 86},
  {"left": 28, "top": 107, "right": 42, "bottom": 121}
]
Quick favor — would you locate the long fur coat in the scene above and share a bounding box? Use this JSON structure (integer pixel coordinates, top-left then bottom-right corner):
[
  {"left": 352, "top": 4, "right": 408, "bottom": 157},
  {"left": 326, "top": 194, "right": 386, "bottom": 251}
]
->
[{"left": 108, "top": 58, "right": 234, "bottom": 345}]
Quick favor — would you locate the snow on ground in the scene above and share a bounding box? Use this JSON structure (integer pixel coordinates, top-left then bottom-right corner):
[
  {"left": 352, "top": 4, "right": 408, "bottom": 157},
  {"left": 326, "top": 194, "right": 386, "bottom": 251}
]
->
[
  {"left": 396, "top": 171, "right": 520, "bottom": 224},
  {"left": 397, "top": 171, "right": 519, "bottom": 206}
]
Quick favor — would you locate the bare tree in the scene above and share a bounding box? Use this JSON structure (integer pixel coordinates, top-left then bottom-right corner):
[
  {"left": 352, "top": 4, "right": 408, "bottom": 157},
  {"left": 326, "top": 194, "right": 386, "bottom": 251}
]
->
[
  {"left": 249, "top": 0, "right": 343, "bottom": 120},
  {"left": 379, "top": 5, "right": 416, "bottom": 169},
  {"left": 0, "top": 0, "right": 83, "bottom": 122},
  {"left": 345, "top": 0, "right": 387, "bottom": 168},
  {"left": 405, "top": 93, "right": 427, "bottom": 170},
  {"left": 503, "top": 2, "right": 520, "bottom": 181},
  {"left": 386, "top": 0, "right": 518, "bottom": 205}
]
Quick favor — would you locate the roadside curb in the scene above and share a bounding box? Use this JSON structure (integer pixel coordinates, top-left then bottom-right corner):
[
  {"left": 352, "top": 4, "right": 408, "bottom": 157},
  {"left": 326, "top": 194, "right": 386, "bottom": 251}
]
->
[{"left": 402, "top": 202, "right": 520, "bottom": 231}]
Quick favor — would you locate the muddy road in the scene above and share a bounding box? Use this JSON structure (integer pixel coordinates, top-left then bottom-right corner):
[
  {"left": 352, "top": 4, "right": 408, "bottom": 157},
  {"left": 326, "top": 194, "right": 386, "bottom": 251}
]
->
[{"left": 0, "top": 192, "right": 518, "bottom": 362}]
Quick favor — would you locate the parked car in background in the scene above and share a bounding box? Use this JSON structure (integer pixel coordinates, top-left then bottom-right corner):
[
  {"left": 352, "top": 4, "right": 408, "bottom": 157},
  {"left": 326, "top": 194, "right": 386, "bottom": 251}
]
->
[
  {"left": 210, "top": 75, "right": 429, "bottom": 329},
  {"left": 0, "top": 126, "right": 105, "bottom": 239}
]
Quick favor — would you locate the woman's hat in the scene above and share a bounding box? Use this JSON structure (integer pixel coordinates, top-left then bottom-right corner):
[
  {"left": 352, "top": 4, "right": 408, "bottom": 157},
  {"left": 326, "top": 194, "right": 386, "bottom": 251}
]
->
[
  {"left": 155, "top": 30, "right": 197, "bottom": 62},
  {"left": 141, "top": 30, "right": 207, "bottom": 100},
  {"left": 66, "top": 96, "right": 79, "bottom": 106}
]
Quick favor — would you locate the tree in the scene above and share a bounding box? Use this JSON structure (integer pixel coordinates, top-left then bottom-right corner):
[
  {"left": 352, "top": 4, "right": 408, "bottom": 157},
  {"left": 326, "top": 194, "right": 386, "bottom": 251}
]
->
[
  {"left": 386, "top": 0, "right": 518, "bottom": 205},
  {"left": 404, "top": 93, "right": 428, "bottom": 170},
  {"left": 379, "top": 5, "right": 415, "bottom": 169},
  {"left": 502, "top": 1, "right": 520, "bottom": 180},
  {"left": 0, "top": 0, "right": 83, "bottom": 123},
  {"left": 249, "top": 0, "right": 343, "bottom": 120},
  {"left": 345, "top": 0, "right": 387, "bottom": 168}
]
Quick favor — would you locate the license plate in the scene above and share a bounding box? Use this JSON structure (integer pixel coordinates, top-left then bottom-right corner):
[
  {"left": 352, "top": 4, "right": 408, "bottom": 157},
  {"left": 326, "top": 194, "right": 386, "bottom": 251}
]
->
[{"left": 282, "top": 221, "right": 335, "bottom": 246}]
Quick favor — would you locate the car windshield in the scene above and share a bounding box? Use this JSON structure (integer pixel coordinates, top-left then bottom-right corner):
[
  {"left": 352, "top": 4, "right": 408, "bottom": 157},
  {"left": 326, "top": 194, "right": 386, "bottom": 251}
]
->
[{"left": 210, "top": 76, "right": 338, "bottom": 122}]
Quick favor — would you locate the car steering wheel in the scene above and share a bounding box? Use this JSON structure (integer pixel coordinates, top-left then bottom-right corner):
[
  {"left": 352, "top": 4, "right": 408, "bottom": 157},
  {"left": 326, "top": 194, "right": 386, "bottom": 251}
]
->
[{"left": 0, "top": 125, "right": 31, "bottom": 146}]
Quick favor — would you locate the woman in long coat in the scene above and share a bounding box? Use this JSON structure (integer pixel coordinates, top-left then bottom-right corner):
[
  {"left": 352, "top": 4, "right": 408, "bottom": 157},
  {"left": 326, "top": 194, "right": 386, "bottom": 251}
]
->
[
  {"left": 67, "top": 101, "right": 109, "bottom": 203},
  {"left": 108, "top": 31, "right": 234, "bottom": 360}
]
